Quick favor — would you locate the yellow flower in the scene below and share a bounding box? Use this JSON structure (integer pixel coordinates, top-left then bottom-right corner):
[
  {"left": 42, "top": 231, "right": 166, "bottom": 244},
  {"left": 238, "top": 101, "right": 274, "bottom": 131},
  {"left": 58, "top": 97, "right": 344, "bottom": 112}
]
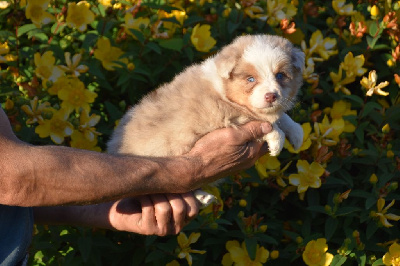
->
[
  {"left": 124, "top": 13, "right": 150, "bottom": 38},
  {"left": 70, "top": 130, "right": 101, "bottom": 152},
  {"left": 35, "top": 109, "right": 73, "bottom": 144},
  {"left": 302, "top": 238, "right": 333, "bottom": 266},
  {"left": 98, "top": 0, "right": 112, "bottom": 6},
  {"left": 57, "top": 76, "right": 97, "bottom": 114},
  {"left": 190, "top": 24, "right": 216, "bottom": 53},
  {"left": 330, "top": 100, "right": 357, "bottom": 119},
  {"left": 78, "top": 109, "right": 101, "bottom": 142},
  {"left": 255, "top": 153, "right": 290, "bottom": 187},
  {"left": 306, "top": 30, "right": 338, "bottom": 60},
  {"left": 341, "top": 52, "right": 367, "bottom": 78},
  {"left": 221, "top": 240, "right": 269, "bottom": 266},
  {"left": 266, "top": 0, "right": 297, "bottom": 26},
  {"left": 153, "top": 10, "right": 187, "bottom": 38},
  {"left": 332, "top": 0, "right": 356, "bottom": 16},
  {"left": 177, "top": 232, "right": 206, "bottom": 266},
  {"left": 289, "top": 160, "right": 325, "bottom": 193},
  {"left": 66, "top": 1, "right": 95, "bottom": 32},
  {"left": 360, "top": 70, "right": 390, "bottom": 97},
  {"left": 318, "top": 115, "right": 344, "bottom": 143},
  {"left": 166, "top": 260, "right": 180, "bottom": 266},
  {"left": 34, "top": 51, "right": 64, "bottom": 86},
  {"left": 383, "top": 242, "right": 400, "bottom": 266},
  {"left": 59, "top": 52, "right": 88, "bottom": 77},
  {"left": 25, "top": 0, "right": 54, "bottom": 28},
  {"left": 330, "top": 100, "right": 357, "bottom": 133},
  {"left": 93, "top": 37, "right": 128, "bottom": 71},
  {"left": 329, "top": 66, "right": 355, "bottom": 95},
  {"left": 371, "top": 198, "right": 400, "bottom": 228},
  {"left": 284, "top": 122, "right": 312, "bottom": 153},
  {"left": 0, "top": 1, "right": 10, "bottom": 9},
  {"left": 244, "top": 6, "right": 267, "bottom": 21},
  {"left": 21, "top": 96, "right": 51, "bottom": 124},
  {"left": 0, "top": 42, "right": 17, "bottom": 63}
]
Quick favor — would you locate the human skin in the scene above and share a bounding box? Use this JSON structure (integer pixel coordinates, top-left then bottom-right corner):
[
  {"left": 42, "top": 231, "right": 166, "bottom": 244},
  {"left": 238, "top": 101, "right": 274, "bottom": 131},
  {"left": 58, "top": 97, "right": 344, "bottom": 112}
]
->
[{"left": 0, "top": 107, "right": 271, "bottom": 234}]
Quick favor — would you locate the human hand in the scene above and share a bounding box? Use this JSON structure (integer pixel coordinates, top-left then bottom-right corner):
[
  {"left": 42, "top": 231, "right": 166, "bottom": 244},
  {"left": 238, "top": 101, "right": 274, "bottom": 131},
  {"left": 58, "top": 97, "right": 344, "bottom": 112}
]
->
[
  {"left": 186, "top": 121, "right": 271, "bottom": 189},
  {"left": 108, "top": 192, "right": 199, "bottom": 236}
]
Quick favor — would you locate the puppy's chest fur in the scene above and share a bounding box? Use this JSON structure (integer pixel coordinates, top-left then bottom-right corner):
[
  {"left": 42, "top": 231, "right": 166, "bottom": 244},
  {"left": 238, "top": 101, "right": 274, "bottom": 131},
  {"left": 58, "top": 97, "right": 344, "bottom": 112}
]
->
[{"left": 107, "top": 63, "right": 269, "bottom": 157}]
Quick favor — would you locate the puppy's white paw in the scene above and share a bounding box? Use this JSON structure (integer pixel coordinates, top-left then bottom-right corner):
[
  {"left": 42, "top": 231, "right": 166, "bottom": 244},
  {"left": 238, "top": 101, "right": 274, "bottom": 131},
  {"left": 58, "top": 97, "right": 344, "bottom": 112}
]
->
[
  {"left": 287, "top": 122, "right": 304, "bottom": 151},
  {"left": 267, "top": 140, "right": 284, "bottom": 156},
  {"left": 263, "top": 127, "right": 285, "bottom": 156},
  {"left": 194, "top": 189, "right": 217, "bottom": 208}
]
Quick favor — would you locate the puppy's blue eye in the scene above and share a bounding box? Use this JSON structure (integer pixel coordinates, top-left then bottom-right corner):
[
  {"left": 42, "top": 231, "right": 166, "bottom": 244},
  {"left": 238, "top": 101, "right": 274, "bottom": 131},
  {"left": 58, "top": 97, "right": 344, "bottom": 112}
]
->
[
  {"left": 247, "top": 77, "right": 255, "bottom": 82},
  {"left": 276, "top": 72, "right": 285, "bottom": 80}
]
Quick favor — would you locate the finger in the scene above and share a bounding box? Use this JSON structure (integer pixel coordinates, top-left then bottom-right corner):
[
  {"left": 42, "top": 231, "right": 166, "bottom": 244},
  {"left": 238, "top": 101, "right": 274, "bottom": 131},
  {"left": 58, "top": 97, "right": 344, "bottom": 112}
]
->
[
  {"left": 150, "top": 194, "right": 173, "bottom": 236},
  {"left": 181, "top": 192, "right": 199, "bottom": 222},
  {"left": 138, "top": 195, "right": 157, "bottom": 235},
  {"left": 238, "top": 121, "right": 272, "bottom": 141},
  {"left": 165, "top": 194, "right": 187, "bottom": 234}
]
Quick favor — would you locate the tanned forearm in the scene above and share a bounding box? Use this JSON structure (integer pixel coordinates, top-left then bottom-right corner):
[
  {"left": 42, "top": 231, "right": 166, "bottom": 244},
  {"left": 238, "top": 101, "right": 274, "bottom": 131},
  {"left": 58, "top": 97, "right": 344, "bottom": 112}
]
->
[{"left": 1, "top": 142, "right": 196, "bottom": 207}]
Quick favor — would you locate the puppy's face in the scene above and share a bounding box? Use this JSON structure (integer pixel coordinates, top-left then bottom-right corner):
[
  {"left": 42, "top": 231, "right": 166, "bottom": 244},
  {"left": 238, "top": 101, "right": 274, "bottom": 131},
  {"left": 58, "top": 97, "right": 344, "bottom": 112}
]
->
[{"left": 216, "top": 35, "right": 305, "bottom": 116}]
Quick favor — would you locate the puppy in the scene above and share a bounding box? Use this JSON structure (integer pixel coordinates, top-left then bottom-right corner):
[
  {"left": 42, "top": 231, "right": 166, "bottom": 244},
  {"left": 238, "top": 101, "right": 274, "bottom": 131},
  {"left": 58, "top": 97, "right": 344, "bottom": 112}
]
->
[{"left": 107, "top": 34, "right": 305, "bottom": 206}]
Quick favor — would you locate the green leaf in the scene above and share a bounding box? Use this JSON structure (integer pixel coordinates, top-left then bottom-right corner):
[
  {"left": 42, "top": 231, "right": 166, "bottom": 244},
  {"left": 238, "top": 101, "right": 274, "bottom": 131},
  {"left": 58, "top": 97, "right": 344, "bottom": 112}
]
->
[
  {"left": 369, "top": 21, "right": 380, "bottom": 36},
  {"left": 17, "top": 24, "right": 37, "bottom": 37},
  {"left": 145, "top": 250, "right": 165, "bottom": 263},
  {"left": 77, "top": 237, "right": 92, "bottom": 262},
  {"left": 306, "top": 205, "right": 327, "bottom": 214},
  {"left": 325, "top": 217, "right": 338, "bottom": 240},
  {"left": 372, "top": 258, "right": 384, "bottom": 266},
  {"left": 158, "top": 38, "right": 183, "bottom": 52},
  {"left": 146, "top": 42, "right": 162, "bottom": 54},
  {"left": 336, "top": 206, "right": 361, "bottom": 216},
  {"left": 128, "top": 28, "right": 145, "bottom": 44},
  {"left": 367, "top": 35, "right": 381, "bottom": 49},
  {"left": 331, "top": 255, "right": 347, "bottom": 266},
  {"left": 361, "top": 102, "right": 382, "bottom": 118},
  {"left": 245, "top": 238, "right": 258, "bottom": 261},
  {"left": 355, "top": 121, "right": 369, "bottom": 143},
  {"left": 105, "top": 101, "right": 123, "bottom": 121},
  {"left": 366, "top": 221, "right": 378, "bottom": 239}
]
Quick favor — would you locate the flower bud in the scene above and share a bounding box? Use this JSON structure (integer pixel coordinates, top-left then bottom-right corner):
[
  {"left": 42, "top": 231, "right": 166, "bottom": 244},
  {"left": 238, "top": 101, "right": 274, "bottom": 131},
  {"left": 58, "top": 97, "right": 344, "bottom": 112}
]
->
[
  {"left": 382, "top": 123, "right": 391, "bottom": 133},
  {"left": 259, "top": 225, "right": 268, "bottom": 232},
  {"left": 371, "top": 5, "right": 379, "bottom": 16},
  {"left": 4, "top": 98, "right": 14, "bottom": 110},
  {"left": 369, "top": 173, "right": 378, "bottom": 184},
  {"left": 270, "top": 250, "right": 279, "bottom": 259},
  {"left": 239, "top": 199, "right": 247, "bottom": 207}
]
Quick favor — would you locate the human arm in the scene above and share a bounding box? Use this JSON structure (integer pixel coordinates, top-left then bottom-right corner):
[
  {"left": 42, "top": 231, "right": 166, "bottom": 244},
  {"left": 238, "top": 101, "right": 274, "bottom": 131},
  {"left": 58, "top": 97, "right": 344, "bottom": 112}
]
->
[
  {"left": 0, "top": 107, "right": 271, "bottom": 207},
  {"left": 33, "top": 192, "right": 199, "bottom": 235}
]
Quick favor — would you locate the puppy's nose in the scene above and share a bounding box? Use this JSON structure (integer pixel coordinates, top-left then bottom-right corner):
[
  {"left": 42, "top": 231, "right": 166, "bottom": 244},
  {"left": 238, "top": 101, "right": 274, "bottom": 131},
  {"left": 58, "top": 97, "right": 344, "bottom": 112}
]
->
[{"left": 265, "top": 93, "right": 277, "bottom": 103}]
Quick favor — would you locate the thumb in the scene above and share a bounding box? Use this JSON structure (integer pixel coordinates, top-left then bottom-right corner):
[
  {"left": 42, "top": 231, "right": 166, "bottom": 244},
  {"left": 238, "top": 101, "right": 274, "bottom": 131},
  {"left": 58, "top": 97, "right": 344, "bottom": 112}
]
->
[{"left": 238, "top": 121, "right": 272, "bottom": 141}]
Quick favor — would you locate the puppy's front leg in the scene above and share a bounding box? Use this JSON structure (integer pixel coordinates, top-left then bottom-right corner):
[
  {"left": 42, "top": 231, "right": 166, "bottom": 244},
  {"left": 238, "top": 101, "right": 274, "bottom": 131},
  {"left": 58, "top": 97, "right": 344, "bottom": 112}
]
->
[
  {"left": 262, "top": 124, "right": 285, "bottom": 156},
  {"left": 277, "top": 113, "right": 304, "bottom": 150}
]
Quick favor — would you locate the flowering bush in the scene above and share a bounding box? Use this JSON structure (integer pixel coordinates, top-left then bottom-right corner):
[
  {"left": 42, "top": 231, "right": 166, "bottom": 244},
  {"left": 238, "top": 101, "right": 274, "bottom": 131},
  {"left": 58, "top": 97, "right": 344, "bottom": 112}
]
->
[{"left": 1, "top": 0, "right": 400, "bottom": 265}]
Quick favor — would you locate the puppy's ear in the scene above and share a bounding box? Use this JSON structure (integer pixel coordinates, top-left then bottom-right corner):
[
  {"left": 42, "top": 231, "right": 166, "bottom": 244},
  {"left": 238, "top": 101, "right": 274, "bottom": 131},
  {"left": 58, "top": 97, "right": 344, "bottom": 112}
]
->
[
  {"left": 291, "top": 47, "right": 305, "bottom": 73},
  {"left": 214, "top": 44, "right": 241, "bottom": 79},
  {"left": 214, "top": 36, "right": 250, "bottom": 79}
]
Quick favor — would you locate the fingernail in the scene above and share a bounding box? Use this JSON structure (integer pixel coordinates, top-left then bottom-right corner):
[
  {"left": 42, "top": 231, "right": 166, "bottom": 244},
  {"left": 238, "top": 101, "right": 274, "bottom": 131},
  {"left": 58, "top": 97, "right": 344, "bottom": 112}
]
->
[{"left": 261, "top": 123, "right": 272, "bottom": 134}]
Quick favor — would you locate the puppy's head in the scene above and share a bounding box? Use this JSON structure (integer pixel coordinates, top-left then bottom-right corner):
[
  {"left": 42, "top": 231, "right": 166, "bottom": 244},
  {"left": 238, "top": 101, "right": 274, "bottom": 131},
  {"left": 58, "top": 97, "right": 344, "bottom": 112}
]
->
[{"left": 215, "top": 35, "right": 305, "bottom": 117}]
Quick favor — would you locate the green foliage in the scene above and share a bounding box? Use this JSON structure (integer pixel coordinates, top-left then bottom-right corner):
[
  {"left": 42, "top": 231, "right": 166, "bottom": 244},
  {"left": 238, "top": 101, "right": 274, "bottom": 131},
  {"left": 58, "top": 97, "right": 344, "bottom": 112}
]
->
[{"left": 0, "top": 0, "right": 400, "bottom": 265}]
